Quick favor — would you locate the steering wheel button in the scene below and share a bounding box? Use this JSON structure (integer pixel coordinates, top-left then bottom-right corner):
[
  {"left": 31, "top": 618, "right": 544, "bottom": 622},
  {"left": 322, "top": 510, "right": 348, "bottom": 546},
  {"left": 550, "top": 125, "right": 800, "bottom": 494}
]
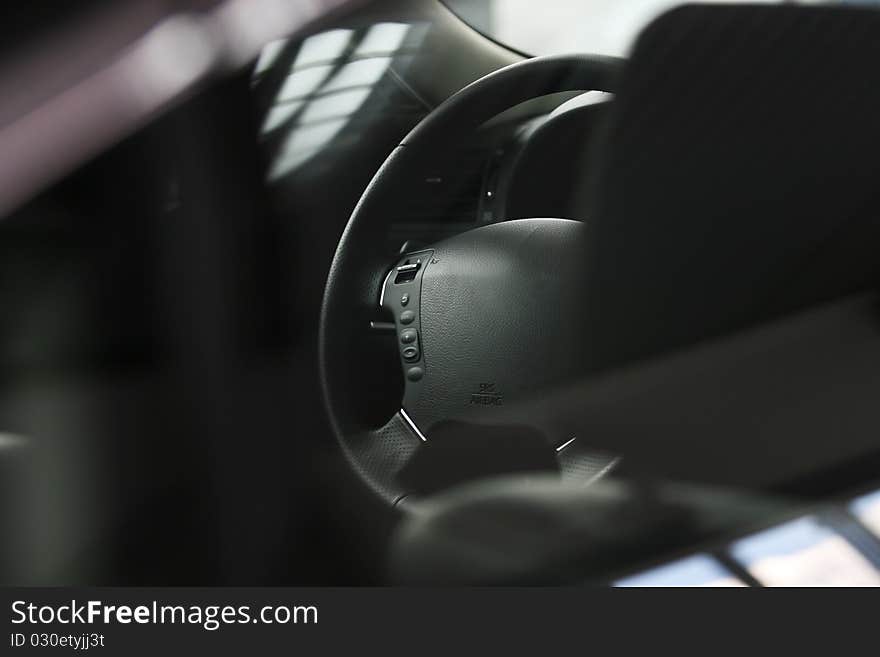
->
[
  {"left": 400, "top": 329, "right": 418, "bottom": 344},
  {"left": 400, "top": 310, "right": 416, "bottom": 325},
  {"left": 406, "top": 366, "right": 424, "bottom": 381}
]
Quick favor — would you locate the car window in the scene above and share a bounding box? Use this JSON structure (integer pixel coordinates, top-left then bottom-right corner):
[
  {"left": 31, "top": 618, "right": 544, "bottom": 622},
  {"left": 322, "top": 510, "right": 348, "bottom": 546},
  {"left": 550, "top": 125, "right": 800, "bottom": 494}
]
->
[{"left": 442, "top": 0, "right": 849, "bottom": 57}]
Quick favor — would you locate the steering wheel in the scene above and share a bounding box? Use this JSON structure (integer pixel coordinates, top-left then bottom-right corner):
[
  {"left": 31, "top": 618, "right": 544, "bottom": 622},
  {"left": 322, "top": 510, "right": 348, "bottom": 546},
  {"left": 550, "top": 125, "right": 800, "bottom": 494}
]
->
[{"left": 320, "top": 55, "right": 623, "bottom": 505}]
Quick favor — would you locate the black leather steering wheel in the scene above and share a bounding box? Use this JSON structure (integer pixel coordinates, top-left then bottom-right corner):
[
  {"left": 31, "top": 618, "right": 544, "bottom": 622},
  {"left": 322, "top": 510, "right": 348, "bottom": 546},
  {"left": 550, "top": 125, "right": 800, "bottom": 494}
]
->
[{"left": 320, "top": 55, "right": 623, "bottom": 505}]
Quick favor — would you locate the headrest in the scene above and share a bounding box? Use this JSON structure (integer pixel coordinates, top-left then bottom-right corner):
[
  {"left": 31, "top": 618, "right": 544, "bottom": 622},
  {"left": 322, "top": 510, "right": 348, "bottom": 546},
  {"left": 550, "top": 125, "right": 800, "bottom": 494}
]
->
[{"left": 585, "top": 3, "right": 880, "bottom": 371}]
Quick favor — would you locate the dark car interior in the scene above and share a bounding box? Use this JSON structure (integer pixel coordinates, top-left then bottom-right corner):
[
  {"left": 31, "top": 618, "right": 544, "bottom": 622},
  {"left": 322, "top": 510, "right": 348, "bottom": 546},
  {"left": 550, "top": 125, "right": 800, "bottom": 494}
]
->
[{"left": 4, "top": 0, "right": 880, "bottom": 586}]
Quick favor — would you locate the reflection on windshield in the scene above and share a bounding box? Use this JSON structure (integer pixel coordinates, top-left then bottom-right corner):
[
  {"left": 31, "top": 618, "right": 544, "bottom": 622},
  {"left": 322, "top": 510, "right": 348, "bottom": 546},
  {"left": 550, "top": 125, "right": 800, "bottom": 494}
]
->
[
  {"left": 252, "top": 22, "right": 424, "bottom": 181},
  {"left": 730, "top": 516, "right": 880, "bottom": 587},
  {"left": 615, "top": 554, "right": 746, "bottom": 587},
  {"left": 851, "top": 489, "right": 880, "bottom": 539}
]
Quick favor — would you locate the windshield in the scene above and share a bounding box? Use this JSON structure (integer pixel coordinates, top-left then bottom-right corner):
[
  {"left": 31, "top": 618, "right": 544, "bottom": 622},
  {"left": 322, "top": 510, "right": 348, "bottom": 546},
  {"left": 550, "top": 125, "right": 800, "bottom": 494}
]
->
[{"left": 443, "top": 0, "right": 863, "bottom": 56}]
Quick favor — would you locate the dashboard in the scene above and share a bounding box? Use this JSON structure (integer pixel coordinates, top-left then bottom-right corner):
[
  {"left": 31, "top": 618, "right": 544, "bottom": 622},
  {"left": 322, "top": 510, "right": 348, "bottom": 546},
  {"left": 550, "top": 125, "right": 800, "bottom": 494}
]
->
[{"left": 386, "top": 92, "right": 611, "bottom": 253}]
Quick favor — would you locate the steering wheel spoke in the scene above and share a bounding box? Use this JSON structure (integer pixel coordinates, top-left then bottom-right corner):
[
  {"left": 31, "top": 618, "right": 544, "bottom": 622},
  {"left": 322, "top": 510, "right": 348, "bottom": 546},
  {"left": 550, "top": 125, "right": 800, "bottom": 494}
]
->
[
  {"left": 555, "top": 437, "right": 621, "bottom": 486},
  {"left": 346, "top": 412, "right": 426, "bottom": 505}
]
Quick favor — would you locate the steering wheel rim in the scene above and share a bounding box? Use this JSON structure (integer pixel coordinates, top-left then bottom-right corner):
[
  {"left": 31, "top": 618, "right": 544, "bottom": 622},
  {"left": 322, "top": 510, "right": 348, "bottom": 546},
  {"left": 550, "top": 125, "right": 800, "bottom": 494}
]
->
[{"left": 320, "top": 55, "right": 623, "bottom": 505}]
